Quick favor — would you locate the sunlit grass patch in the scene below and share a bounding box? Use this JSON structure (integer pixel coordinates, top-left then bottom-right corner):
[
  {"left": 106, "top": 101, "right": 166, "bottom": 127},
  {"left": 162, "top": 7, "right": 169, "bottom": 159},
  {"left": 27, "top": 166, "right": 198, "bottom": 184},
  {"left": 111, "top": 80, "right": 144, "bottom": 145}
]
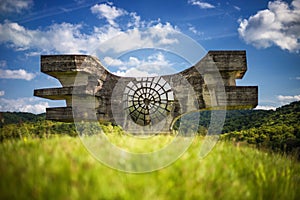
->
[{"left": 0, "top": 135, "right": 299, "bottom": 200}]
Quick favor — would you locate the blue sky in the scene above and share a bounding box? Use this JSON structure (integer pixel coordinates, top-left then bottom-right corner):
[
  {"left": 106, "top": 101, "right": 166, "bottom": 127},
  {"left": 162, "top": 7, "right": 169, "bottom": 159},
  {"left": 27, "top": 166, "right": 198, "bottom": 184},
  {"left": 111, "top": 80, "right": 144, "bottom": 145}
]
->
[{"left": 0, "top": 0, "right": 299, "bottom": 113}]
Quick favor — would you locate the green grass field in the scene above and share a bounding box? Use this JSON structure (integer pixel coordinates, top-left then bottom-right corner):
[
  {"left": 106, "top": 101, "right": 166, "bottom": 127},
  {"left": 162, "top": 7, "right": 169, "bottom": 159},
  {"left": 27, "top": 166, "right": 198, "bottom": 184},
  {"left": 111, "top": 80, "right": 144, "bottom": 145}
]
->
[{"left": 1, "top": 135, "right": 299, "bottom": 200}]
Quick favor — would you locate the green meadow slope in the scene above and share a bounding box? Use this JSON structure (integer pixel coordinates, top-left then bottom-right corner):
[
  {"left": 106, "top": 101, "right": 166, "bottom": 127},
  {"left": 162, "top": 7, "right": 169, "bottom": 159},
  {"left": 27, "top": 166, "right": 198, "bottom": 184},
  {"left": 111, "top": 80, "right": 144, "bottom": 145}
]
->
[
  {"left": 0, "top": 136, "right": 299, "bottom": 200},
  {"left": 0, "top": 101, "right": 299, "bottom": 199}
]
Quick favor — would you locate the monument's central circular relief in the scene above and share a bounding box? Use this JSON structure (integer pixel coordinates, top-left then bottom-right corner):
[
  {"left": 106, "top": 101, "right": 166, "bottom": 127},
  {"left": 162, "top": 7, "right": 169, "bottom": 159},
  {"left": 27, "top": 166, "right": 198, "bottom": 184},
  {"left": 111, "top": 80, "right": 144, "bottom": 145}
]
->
[{"left": 123, "top": 77, "right": 174, "bottom": 126}]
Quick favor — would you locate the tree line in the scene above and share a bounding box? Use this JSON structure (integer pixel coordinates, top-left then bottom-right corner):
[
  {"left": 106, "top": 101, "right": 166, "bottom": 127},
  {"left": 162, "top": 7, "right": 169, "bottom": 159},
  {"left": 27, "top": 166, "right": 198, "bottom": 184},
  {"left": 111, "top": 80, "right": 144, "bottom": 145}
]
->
[{"left": 1, "top": 101, "right": 299, "bottom": 158}]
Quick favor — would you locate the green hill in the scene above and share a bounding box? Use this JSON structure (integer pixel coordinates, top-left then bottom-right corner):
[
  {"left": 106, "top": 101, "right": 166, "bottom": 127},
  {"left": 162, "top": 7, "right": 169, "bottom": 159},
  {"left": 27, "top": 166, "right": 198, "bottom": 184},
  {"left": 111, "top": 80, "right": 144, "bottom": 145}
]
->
[
  {"left": 0, "top": 102, "right": 299, "bottom": 199},
  {"left": 221, "top": 101, "right": 300, "bottom": 157},
  {"left": 1, "top": 101, "right": 299, "bottom": 157},
  {"left": 174, "top": 101, "right": 300, "bottom": 157},
  {"left": 1, "top": 101, "right": 299, "bottom": 131},
  {"left": 175, "top": 101, "right": 299, "bottom": 133},
  {"left": 0, "top": 112, "right": 45, "bottom": 126},
  {"left": 223, "top": 101, "right": 300, "bottom": 133}
]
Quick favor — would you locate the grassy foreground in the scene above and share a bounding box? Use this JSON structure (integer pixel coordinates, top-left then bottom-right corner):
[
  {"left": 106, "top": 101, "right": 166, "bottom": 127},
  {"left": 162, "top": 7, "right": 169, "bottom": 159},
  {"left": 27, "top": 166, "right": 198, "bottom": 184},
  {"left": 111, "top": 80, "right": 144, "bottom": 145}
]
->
[{"left": 0, "top": 135, "right": 299, "bottom": 200}]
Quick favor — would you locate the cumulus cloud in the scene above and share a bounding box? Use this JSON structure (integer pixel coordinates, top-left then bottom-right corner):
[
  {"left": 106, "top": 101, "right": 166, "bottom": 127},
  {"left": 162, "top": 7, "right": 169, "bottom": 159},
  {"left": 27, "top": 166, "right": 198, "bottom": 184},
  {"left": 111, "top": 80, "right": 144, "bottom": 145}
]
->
[
  {"left": 0, "top": 60, "right": 7, "bottom": 67},
  {"left": 127, "top": 12, "right": 142, "bottom": 28},
  {"left": 257, "top": 94, "right": 300, "bottom": 110},
  {"left": 255, "top": 105, "right": 276, "bottom": 110},
  {"left": 277, "top": 94, "right": 300, "bottom": 103},
  {"left": 0, "top": 91, "right": 4, "bottom": 96},
  {"left": 103, "top": 52, "right": 177, "bottom": 77},
  {"left": 97, "top": 23, "right": 179, "bottom": 55},
  {"left": 238, "top": 0, "right": 300, "bottom": 52},
  {"left": 0, "top": 97, "right": 48, "bottom": 114},
  {"left": 188, "top": 0, "right": 215, "bottom": 9},
  {"left": 0, "top": 21, "right": 94, "bottom": 53},
  {"left": 91, "top": 3, "right": 126, "bottom": 27},
  {"left": 0, "top": 69, "right": 35, "bottom": 80},
  {"left": 0, "top": 2, "right": 181, "bottom": 78},
  {"left": 114, "top": 68, "right": 158, "bottom": 77},
  {"left": 0, "top": 17, "right": 178, "bottom": 55},
  {"left": 0, "top": 0, "right": 33, "bottom": 13}
]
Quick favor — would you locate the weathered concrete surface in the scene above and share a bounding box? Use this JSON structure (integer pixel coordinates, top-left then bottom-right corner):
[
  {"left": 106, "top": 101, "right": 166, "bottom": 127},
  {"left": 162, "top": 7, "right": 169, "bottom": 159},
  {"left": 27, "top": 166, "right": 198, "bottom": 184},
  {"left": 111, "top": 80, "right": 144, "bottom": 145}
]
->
[{"left": 34, "top": 51, "right": 258, "bottom": 130}]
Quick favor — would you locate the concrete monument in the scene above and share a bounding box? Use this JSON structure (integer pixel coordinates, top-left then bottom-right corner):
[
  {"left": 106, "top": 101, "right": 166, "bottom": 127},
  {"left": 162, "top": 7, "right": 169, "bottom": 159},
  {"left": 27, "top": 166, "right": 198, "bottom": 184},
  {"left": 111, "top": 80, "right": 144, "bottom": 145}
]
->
[{"left": 34, "top": 50, "right": 258, "bottom": 132}]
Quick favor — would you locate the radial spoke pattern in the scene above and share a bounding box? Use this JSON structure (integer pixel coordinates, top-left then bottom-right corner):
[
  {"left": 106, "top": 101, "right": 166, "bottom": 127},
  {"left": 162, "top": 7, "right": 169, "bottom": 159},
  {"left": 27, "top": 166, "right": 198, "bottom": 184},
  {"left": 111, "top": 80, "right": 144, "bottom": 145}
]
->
[{"left": 123, "top": 77, "right": 174, "bottom": 126}]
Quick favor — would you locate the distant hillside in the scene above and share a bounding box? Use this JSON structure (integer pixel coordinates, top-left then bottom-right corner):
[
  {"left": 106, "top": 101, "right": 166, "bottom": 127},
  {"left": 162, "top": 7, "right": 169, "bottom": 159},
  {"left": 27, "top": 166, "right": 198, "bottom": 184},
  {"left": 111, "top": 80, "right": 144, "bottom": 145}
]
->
[
  {"left": 177, "top": 101, "right": 300, "bottom": 134},
  {"left": 221, "top": 101, "right": 300, "bottom": 157},
  {"left": 1, "top": 101, "right": 299, "bottom": 131},
  {"left": 0, "top": 102, "right": 299, "bottom": 157},
  {"left": 223, "top": 101, "right": 300, "bottom": 133},
  {"left": 0, "top": 112, "right": 45, "bottom": 126}
]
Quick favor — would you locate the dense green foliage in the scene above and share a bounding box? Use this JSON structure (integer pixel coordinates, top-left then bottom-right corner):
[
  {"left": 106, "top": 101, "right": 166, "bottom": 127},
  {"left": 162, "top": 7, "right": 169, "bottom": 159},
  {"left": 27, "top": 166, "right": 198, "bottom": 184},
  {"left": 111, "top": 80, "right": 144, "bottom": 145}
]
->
[
  {"left": 1, "top": 136, "right": 299, "bottom": 200},
  {"left": 177, "top": 101, "right": 299, "bottom": 134},
  {"left": 0, "top": 112, "right": 45, "bottom": 126},
  {"left": 174, "top": 101, "right": 300, "bottom": 157},
  {"left": 223, "top": 101, "right": 300, "bottom": 133},
  {"left": 0, "top": 120, "right": 77, "bottom": 141},
  {"left": 221, "top": 101, "right": 300, "bottom": 157},
  {"left": 1, "top": 101, "right": 299, "bottom": 156}
]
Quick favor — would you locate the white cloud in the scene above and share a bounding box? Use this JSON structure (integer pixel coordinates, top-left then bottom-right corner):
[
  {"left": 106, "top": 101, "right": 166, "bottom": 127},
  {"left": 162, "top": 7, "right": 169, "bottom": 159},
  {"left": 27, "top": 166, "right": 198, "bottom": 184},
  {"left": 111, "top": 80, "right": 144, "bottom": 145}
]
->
[
  {"left": 238, "top": 0, "right": 300, "bottom": 52},
  {"left": 233, "top": 6, "right": 241, "bottom": 11},
  {"left": 0, "top": 21, "right": 94, "bottom": 53},
  {"left": 189, "top": 26, "right": 197, "bottom": 34},
  {"left": 104, "top": 52, "right": 177, "bottom": 77},
  {"left": 296, "top": 77, "right": 300, "bottom": 80},
  {"left": 0, "top": 69, "right": 35, "bottom": 80},
  {"left": 127, "top": 12, "right": 142, "bottom": 28},
  {"left": 188, "top": 25, "right": 203, "bottom": 35},
  {"left": 0, "top": 3, "right": 180, "bottom": 56},
  {"left": 188, "top": 0, "right": 215, "bottom": 9},
  {"left": 0, "top": 97, "right": 48, "bottom": 114},
  {"left": 0, "top": 91, "right": 4, "bottom": 96},
  {"left": 255, "top": 105, "right": 276, "bottom": 110},
  {"left": 147, "top": 22, "right": 179, "bottom": 45},
  {"left": 0, "top": 0, "right": 33, "bottom": 13},
  {"left": 91, "top": 3, "right": 126, "bottom": 27},
  {"left": 277, "top": 95, "right": 300, "bottom": 104},
  {"left": 0, "top": 18, "right": 179, "bottom": 56},
  {"left": 114, "top": 68, "right": 158, "bottom": 77},
  {"left": 0, "top": 60, "right": 7, "bottom": 67},
  {"left": 94, "top": 23, "right": 179, "bottom": 56},
  {"left": 257, "top": 94, "right": 300, "bottom": 110}
]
